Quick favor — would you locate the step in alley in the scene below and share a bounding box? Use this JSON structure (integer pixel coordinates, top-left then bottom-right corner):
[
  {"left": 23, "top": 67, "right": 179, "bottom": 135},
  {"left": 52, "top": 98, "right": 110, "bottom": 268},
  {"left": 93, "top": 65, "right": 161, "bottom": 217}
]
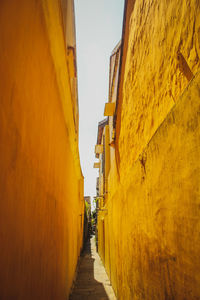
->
[{"left": 69, "top": 236, "right": 116, "bottom": 300}]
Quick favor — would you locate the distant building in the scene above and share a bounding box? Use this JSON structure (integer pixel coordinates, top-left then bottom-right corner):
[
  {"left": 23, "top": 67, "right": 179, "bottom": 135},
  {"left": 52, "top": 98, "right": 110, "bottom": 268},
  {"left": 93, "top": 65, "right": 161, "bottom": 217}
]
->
[{"left": 84, "top": 196, "right": 91, "bottom": 206}]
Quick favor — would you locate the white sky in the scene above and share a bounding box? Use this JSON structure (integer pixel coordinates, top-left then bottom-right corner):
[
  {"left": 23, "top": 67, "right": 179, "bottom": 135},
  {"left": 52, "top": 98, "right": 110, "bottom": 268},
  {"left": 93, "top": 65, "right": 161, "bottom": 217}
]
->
[{"left": 74, "top": 0, "right": 125, "bottom": 200}]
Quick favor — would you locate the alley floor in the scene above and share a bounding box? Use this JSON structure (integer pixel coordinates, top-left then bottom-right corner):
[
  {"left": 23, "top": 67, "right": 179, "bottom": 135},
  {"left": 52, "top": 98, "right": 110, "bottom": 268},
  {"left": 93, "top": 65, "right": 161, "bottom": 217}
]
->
[{"left": 69, "top": 236, "right": 116, "bottom": 300}]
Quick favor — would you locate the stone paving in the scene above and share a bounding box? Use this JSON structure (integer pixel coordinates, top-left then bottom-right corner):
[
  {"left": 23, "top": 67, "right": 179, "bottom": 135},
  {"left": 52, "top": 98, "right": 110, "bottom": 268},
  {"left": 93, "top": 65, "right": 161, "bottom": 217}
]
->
[{"left": 69, "top": 236, "right": 116, "bottom": 300}]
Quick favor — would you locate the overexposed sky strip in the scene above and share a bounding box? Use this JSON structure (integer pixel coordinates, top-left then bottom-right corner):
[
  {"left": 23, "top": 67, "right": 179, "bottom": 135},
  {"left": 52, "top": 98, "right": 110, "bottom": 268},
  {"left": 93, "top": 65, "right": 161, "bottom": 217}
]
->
[{"left": 74, "top": 0, "right": 125, "bottom": 199}]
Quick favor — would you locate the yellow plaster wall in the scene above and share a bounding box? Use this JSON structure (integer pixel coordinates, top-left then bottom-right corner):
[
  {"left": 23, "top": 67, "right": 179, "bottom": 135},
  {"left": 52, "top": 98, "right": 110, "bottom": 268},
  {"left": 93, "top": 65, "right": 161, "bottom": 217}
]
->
[
  {"left": 98, "top": 1, "right": 200, "bottom": 299},
  {"left": 0, "top": 1, "right": 84, "bottom": 299},
  {"left": 107, "top": 72, "right": 200, "bottom": 300},
  {"left": 119, "top": 0, "right": 200, "bottom": 184}
]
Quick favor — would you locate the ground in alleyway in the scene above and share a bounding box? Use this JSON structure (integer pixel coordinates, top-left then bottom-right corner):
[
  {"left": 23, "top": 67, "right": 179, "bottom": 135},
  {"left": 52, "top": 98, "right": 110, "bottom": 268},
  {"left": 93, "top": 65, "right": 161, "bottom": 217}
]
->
[{"left": 69, "top": 236, "right": 116, "bottom": 300}]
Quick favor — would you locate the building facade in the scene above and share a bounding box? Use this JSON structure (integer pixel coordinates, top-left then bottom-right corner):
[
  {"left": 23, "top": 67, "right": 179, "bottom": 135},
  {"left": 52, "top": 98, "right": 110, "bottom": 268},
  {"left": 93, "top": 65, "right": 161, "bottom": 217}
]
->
[
  {"left": 95, "top": 0, "right": 200, "bottom": 299},
  {"left": 0, "top": 1, "right": 84, "bottom": 299}
]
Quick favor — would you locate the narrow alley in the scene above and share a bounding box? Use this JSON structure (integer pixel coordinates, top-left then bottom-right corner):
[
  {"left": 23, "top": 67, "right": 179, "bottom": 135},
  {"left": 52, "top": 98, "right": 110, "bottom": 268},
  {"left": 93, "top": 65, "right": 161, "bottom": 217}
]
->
[
  {"left": 1, "top": 0, "right": 200, "bottom": 299},
  {"left": 70, "top": 236, "right": 116, "bottom": 300}
]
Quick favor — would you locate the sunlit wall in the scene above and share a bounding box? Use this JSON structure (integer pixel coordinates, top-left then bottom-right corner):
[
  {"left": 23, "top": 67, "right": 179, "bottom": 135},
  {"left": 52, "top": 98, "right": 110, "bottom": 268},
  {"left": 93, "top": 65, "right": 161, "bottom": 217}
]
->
[{"left": 0, "top": 1, "right": 84, "bottom": 299}]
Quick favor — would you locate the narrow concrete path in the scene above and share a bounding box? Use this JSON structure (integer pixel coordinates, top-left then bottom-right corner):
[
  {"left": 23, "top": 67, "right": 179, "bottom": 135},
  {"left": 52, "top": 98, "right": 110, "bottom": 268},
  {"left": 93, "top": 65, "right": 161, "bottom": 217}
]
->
[{"left": 69, "top": 236, "right": 116, "bottom": 300}]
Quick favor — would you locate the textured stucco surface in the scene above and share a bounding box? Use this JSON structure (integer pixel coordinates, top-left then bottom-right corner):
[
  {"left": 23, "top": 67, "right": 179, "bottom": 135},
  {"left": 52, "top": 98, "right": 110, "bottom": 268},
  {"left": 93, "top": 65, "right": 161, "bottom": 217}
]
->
[
  {"left": 97, "top": 1, "right": 200, "bottom": 299},
  {"left": 105, "top": 70, "right": 200, "bottom": 300},
  {"left": 0, "top": 1, "right": 84, "bottom": 299},
  {"left": 119, "top": 0, "right": 200, "bottom": 184}
]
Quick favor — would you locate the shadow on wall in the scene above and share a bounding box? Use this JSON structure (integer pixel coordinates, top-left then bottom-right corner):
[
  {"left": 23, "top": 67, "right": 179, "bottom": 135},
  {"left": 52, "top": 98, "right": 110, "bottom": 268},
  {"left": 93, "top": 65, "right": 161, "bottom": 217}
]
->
[{"left": 69, "top": 238, "right": 109, "bottom": 300}]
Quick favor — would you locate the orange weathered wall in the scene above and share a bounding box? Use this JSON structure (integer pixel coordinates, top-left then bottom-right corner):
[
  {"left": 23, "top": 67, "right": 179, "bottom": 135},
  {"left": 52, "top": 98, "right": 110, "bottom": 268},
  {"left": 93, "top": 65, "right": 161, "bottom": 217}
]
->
[
  {"left": 98, "top": 0, "right": 200, "bottom": 299},
  {"left": 107, "top": 71, "right": 200, "bottom": 300},
  {"left": 119, "top": 0, "right": 200, "bottom": 181},
  {"left": 0, "top": 1, "right": 84, "bottom": 299}
]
